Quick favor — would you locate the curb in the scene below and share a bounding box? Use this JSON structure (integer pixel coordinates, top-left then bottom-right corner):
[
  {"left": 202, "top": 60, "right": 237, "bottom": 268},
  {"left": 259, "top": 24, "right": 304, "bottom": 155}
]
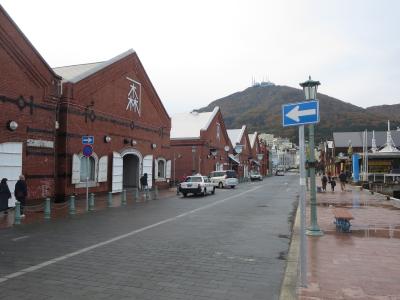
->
[{"left": 279, "top": 205, "right": 300, "bottom": 300}]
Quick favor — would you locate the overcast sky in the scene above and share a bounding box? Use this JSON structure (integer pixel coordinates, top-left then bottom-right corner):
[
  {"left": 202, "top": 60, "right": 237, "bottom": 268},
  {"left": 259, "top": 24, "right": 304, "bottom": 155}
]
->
[{"left": 2, "top": 0, "right": 399, "bottom": 115}]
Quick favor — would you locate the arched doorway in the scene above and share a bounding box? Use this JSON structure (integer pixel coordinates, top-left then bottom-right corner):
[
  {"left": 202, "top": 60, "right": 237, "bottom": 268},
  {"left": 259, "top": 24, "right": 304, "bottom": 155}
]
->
[{"left": 123, "top": 154, "right": 140, "bottom": 189}]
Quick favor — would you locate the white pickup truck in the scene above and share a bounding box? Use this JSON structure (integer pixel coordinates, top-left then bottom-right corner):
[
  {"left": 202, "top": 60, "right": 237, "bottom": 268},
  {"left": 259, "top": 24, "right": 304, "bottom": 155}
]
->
[{"left": 179, "top": 175, "right": 216, "bottom": 197}]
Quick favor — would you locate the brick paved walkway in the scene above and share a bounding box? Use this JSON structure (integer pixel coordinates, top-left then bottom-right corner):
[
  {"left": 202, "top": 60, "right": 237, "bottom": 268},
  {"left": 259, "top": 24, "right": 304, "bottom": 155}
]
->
[
  {"left": 299, "top": 186, "right": 400, "bottom": 299},
  {"left": 0, "top": 188, "right": 177, "bottom": 230}
]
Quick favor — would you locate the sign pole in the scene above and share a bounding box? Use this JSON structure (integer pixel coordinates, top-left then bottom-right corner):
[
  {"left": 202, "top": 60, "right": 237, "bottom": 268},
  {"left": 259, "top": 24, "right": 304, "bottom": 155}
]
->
[
  {"left": 86, "top": 156, "right": 89, "bottom": 212},
  {"left": 299, "top": 125, "right": 307, "bottom": 287}
]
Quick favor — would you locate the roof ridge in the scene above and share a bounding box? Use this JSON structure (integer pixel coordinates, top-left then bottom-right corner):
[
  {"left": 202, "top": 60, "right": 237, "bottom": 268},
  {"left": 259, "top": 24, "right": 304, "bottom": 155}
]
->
[{"left": 53, "top": 61, "right": 104, "bottom": 69}]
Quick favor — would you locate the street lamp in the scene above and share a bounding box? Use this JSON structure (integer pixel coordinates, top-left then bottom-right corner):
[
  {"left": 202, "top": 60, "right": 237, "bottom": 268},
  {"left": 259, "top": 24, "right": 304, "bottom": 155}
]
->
[
  {"left": 192, "top": 146, "right": 196, "bottom": 175},
  {"left": 300, "top": 76, "right": 323, "bottom": 236},
  {"left": 173, "top": 152, "right": 182, "bottom": 187},
  {"left": 235, "top": 144, "right": 243, "bottom": 179}
]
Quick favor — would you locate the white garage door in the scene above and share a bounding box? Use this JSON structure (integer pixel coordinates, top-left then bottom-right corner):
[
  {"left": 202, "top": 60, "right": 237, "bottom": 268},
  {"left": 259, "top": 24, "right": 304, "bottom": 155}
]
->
[
  {"left": 143, "top": 155, "right": 153, "bottom": 188},
  {"left": 0, "top": 142, "right": 23, "bottom": 207}
]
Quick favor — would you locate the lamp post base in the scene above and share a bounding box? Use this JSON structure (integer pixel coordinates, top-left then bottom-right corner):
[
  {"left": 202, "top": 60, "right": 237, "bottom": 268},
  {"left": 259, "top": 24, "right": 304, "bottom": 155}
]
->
[{"left": 306, "top": 226, "right": 324, "bottom": 236}]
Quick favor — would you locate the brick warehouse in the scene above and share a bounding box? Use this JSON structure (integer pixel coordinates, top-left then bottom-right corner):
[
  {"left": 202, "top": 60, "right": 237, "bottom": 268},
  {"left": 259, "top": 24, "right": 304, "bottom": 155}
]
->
[
  {"left": 54, "top": 50, "right": 172, "bottom": 200},
  {"left": 248, "top": 131, "right": 269, "bottom": 176},
  {"left": 0, "top": 5, "right": 61, "bottom": 206},
  {"left": 170, "top": 107, "right": 233, "bottom": 183},
  {"left": 227, "top": 125, "right": 253, "bottom": 178},
  {"left": 0, "top": 5, "right": 172, "bottom": 203}
]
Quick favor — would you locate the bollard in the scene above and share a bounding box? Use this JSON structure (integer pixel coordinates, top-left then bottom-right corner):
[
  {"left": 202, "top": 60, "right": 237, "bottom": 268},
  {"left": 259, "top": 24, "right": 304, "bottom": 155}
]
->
[
  {"left": 121, "top": 189, "right": 127, "bottom": 206},
  {"left": 154, "top": 186, "right": 159, "bottom": 200},
  {"left": 69, "top": 195, "right": 76, "bottom": 215},
  {"left": 14, "top": 201, "right": 21, "bottom": 225},
  {"left": 107, "top": 192, "right": 113, "bottom": 208},
  {"left": 44, "top": 197, "right": 51, "bottom": 219},
  {"left": 89, "top": 193, "right": 95, "bottom": 211},
  {"left": 134, "top": 188, "right": 139, "bottom": 202}
]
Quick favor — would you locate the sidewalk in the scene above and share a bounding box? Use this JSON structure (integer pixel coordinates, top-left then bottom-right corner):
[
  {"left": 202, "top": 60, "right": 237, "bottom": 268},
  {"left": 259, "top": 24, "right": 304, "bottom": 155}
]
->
[
  {"left": 0, "top": 188, "right": 178, "bottom": 230},
  {"left": 289, "top": 185, "right": 400, "bottom": 299}
]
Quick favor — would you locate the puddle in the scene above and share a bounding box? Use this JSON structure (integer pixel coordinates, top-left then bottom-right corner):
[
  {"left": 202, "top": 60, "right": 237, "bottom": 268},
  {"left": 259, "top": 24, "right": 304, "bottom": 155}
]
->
[
  {"left": 278, "top": 234, "right": 289, "bottom": 239},
  {"left": 277, "top": 251, "right": 287, "bottom": 260},
  {"left": 325, "top": 225, "right": 400, "bottom": 239}
]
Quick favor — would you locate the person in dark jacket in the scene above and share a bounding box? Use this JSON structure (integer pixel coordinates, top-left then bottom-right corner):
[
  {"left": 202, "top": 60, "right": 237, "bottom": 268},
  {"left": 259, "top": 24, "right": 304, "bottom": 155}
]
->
[
  {"left": 14, "top": 175, "right": 27, "bottom": 217},
  {"left": 321, "top": 174, "right": 328, "bottom": 192},
  {"left": 330, "top": 177, "right": 336, "bottom": 192},
  {"left": 339, "top": 171, "right": 347, "bottom": 192},
  {"left": 140, "top": 173, "right": 148, "bottom": 191},
  {"left": 0, "top": 178, "right": 11, "bottom": 215}
]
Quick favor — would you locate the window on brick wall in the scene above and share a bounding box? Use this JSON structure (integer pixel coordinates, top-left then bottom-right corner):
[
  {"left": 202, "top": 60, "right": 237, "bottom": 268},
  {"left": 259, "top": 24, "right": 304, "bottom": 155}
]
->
[
  {"left": 158, "top": 160, "right": 165, "bottom": 178},
  {"left": 80, "top": 156, "right": 96, "bottom": 182}
]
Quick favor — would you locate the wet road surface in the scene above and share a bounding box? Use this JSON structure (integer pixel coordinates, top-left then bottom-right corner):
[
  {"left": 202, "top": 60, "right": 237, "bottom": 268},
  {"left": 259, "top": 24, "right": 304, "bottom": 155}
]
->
[{"left": 0, "top": 175, "right": 298, "bottom": 300}]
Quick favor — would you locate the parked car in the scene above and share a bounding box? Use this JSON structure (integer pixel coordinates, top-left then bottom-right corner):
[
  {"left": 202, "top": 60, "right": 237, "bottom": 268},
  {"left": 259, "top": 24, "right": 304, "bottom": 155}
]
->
[
  {"left": 250, "top": 170, "right": 263, "bottom": 181},
  {"left": 275, "top": 168, "right": 284, "bottom": 176},
  {"left": 209, "top": 170, "right": 238, "bottom": 188},
  {"left": 179, "top": 175, "right": 216, "bottom": 197}
]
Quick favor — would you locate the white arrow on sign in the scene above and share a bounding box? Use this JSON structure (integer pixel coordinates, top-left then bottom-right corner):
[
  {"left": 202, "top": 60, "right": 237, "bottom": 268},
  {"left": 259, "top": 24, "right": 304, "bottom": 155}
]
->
[{"left": 286, "top": 105, "right": 316, "bottom": 122}]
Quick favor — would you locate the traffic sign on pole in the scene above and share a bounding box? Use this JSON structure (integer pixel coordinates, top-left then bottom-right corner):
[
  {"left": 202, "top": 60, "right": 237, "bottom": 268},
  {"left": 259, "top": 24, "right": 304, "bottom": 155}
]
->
[
  {"left": 282, "top": 100, "right": 319, "bottom": 127},
  {"left": 82, "top": 136, "right": 94, "bottom": 145},
  {"left": 83, "top": 145, "right": 93, "bottom": 157}
]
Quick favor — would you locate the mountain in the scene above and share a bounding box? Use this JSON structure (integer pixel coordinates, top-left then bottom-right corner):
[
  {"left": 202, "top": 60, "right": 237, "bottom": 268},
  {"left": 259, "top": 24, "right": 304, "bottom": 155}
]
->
[
  {"left": 197, "top": 85, "right": 399, "bottom": 142},
  {"left": 366, "top": 104, "right": 400, "bottom": 122}
]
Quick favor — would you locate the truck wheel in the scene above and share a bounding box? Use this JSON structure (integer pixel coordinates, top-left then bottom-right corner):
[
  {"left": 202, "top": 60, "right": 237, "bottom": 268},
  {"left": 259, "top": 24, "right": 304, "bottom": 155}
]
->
[{"left": 218, "top": 182, "right": 223, "bottom": 189}]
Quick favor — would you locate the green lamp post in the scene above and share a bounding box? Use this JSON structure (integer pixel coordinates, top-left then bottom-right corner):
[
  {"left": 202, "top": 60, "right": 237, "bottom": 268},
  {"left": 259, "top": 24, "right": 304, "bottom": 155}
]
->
[{"left": 300, "top": 76, "right": 323, "bottom": 236}]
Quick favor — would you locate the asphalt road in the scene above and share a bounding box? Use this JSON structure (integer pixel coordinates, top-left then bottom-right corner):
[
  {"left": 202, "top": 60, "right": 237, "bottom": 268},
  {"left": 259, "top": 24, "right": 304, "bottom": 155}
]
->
[{"left": 0, "top": 174, "right": 299, "bottom": 300}]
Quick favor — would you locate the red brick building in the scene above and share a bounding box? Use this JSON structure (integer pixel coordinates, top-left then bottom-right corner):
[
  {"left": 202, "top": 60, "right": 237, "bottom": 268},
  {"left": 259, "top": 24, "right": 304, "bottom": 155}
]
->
[
  {"left": 248, "top": 132, "right": 269, "bottom": 176},
  {"left": 227, "top": 126, "right": 253, "bottom": 179},
  {"left": 0, "top": 5, "right": 61, "bottom": 205},
  {"left": 54, "top": 50, "right": 172, "bottom": 200},
  {"left": 170, "top": 107, "right": 233, "bottom": 183}
]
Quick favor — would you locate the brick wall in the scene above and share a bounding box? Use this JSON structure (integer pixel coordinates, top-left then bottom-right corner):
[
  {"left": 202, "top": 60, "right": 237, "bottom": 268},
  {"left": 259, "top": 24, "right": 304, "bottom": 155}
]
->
[
  {"left": 0, "top": 6, "right": 61, "bottom": 202},
  {"left": 56, "top": 52, "right": 171, "bottom": 199},
  {"left": 171, "top": 110, "right": 233, "bottom": 182}
]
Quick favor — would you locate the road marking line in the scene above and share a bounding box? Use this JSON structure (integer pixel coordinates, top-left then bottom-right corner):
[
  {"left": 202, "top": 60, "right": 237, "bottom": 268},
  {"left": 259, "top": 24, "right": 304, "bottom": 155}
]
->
[
  {"left": 0, "top": 185, "right": 263, "bottom": 284},
  {"left": 12, "top": 235, "right": 29, "bottom": 242}
]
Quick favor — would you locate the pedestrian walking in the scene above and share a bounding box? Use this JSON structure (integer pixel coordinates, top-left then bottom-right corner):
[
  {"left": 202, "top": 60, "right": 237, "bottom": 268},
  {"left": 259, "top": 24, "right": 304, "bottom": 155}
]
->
[
  {"left": 339, "top": 171, "right": 347, "bottom": 192},
  {"left": 14, "top": 175, "right": 27, "bottom": 217},
  {"left": 140, "top": 173, "right": 148, "bottom": 191},
  {"left": 330, "top": 177, "right": 336, "bottom": 192},
  {"left": 321, "top": 174, "right": 328, "bottom": 192},
  {"left": 0, "top": 178, "right": 11, "bottom": 215}
]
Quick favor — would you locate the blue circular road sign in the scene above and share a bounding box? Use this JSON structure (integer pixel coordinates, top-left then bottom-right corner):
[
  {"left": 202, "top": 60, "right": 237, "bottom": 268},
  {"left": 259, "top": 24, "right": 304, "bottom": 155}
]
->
[{"left": 83, "top": 145, "right": 93, "bottom": 157}]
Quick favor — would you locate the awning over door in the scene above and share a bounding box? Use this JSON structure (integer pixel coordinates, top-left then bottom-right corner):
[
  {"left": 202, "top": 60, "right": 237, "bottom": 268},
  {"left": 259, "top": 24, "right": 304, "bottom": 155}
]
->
[
  {"left": 251, "top": 159, "right": 261, "bottom": 166},
  {"left": 228, "top": 154, "right": 240, "bottom": 164}
]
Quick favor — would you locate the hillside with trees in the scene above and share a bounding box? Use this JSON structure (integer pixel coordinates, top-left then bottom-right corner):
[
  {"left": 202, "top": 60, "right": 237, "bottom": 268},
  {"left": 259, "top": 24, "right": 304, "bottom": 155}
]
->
[{"left": 197, "top": 85, "right": 399, "bottom": 142}]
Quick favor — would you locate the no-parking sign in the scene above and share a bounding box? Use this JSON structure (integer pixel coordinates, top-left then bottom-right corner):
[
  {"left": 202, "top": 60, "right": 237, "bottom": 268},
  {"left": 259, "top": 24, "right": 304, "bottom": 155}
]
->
[{"left": 83, "top": 145, "right": 93, "bottom": 157}]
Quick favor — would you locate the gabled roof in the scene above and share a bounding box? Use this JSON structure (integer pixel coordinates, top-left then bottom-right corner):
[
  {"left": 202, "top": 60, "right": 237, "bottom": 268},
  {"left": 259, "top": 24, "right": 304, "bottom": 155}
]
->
[
  {"left": 248, "top": 132, "right": 258, "bottom": 148},
  {"left": 227, "top": 125, "right": 246, "bottom": 145},
  {"left": 53, "top": 49, "right": 135, "bottom": 83},
  {"left": 171, "top": 107, "right": 220, "bottom": 139},
  {"left": 0, "top": 5, "right": 61, "bottom": 81},
  {"left": 333, "top": 131, "right": 400, "bottom": 148}
]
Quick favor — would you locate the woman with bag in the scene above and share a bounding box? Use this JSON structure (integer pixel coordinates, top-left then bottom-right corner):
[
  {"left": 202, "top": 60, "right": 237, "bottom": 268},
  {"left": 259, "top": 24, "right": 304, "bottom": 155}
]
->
[{"left": 0, "top": 178, "right": 12, "bottom": 215}]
